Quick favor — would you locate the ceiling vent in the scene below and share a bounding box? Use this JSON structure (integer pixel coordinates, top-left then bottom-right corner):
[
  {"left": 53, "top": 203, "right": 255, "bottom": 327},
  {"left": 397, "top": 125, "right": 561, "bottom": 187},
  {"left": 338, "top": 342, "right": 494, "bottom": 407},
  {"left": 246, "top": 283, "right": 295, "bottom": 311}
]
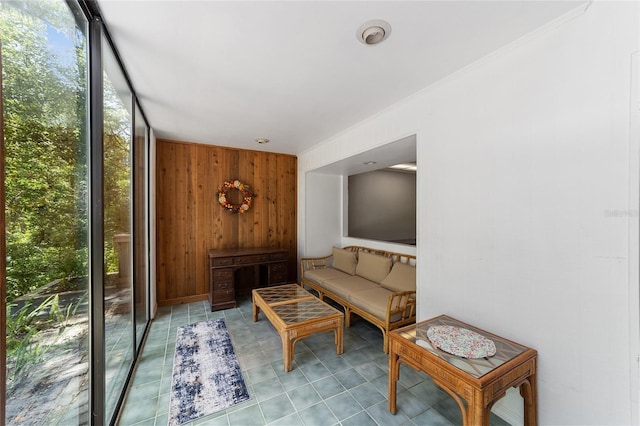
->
[{"left": 357, "top": 19, "right": 392, "bottom": 46}]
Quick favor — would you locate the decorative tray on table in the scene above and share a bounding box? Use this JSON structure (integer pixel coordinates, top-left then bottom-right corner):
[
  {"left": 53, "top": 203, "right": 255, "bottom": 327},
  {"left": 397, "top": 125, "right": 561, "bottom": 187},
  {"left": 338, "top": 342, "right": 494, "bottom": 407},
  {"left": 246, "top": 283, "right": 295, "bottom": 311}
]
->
[{"left": 426, "top": 325, "right": 496, "bottom": 359}]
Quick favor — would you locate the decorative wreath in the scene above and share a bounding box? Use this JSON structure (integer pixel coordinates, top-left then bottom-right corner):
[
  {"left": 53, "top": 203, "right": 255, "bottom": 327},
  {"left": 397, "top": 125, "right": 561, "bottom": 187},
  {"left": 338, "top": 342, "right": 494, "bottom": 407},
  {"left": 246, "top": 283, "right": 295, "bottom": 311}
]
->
[{"left": 218, "top": 179, "right": 254, "bottom": 214}]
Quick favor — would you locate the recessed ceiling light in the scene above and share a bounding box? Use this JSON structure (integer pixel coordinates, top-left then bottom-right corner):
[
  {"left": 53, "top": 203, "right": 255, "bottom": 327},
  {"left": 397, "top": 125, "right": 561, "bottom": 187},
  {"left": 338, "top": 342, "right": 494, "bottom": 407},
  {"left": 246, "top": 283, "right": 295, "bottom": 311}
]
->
[
  {"left": 389, "top": 163, "right": 417, "bottom": 171},
  {"left": 256, "top": 138, "right": 270, "bottom": 144},
  {"left": 357, "top": 19, "right": 392, "bottom": 46}
]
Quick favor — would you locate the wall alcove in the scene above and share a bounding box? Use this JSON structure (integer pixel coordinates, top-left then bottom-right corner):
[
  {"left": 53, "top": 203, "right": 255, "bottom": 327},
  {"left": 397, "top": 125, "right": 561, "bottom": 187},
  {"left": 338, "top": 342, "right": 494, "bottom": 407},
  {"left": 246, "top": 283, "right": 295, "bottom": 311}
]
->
[
  {"left": 348, "top": 167, "right": 416, "bottom": 245},
  {"left": 305, "top": 135, "right": 416, "bottom": 251}
]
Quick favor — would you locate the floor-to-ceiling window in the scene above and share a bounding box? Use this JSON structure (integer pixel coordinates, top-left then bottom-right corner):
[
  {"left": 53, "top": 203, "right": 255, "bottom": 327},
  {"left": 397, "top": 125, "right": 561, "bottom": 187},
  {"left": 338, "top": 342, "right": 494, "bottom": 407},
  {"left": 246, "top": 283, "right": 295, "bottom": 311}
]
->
[
  {"left": 1, "top": 1, "right": 151, "bottom": 423},
  {"left": 1, "top": 1, "right": 90, "bottom": 423},
  {"left": 133, "top": 102, "right": 149, "bottom": 351},
  {"left": 102, "top": 32, "right": 135, "bottom": 422}
]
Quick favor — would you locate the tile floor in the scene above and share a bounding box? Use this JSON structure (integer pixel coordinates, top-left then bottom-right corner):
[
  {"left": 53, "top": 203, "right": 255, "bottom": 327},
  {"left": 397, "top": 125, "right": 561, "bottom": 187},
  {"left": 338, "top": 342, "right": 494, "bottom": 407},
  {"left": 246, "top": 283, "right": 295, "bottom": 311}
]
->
[{"left": 118, "top": 295, "right": 511, "bottom": 426}]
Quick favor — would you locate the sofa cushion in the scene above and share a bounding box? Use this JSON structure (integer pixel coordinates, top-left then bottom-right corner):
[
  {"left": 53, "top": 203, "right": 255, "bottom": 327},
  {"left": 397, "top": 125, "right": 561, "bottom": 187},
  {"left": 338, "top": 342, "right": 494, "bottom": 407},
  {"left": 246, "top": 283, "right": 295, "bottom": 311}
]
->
[
  {"left": 321, "top": 275, "right": 380, "bottom": 301},
  {"left": 355, "top": 251, "right": 392, "bottom": 284},
  {"left": 380, "top": 262, "right": 416, "bottom": 293},
  {"left": 304, "top": 267, "right": 351, "bottom": 287},
  {"left": 332, "top": 247, "right": 357, "bottom": 275},
  {"left": 348, "top": 286, "right": 397, "bottom": 322}
]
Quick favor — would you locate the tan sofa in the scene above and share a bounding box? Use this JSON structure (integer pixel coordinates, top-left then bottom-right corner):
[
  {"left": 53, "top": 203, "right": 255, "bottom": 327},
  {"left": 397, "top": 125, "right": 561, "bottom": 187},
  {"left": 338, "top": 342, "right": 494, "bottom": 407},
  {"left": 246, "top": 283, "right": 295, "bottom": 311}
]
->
[{"left": 300, "top": 246, "right": 416, "bottom": 353}]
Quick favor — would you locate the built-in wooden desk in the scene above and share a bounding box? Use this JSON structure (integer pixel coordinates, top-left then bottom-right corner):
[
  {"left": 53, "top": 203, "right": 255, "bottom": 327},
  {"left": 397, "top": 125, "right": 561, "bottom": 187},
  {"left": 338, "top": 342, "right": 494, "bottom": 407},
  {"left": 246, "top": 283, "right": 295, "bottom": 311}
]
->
[{"left": 208, "top": 248, "right": 288, "bottom": 311}]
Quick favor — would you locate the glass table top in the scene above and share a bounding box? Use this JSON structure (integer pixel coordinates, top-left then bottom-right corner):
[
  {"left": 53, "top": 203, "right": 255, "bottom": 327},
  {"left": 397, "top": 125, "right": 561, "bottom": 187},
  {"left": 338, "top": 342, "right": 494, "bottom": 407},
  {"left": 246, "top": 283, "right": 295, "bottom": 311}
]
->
[
  {"left": 253, "top": 284, "right": 342, "bottom": 325},
  {"left": 253, "top": 284, "right": 311, "bottom": 304},
  {"left": 271, "top": 299, "right": 341, "bottom": 325},
  {"left": 394, "top": 315, "right": 529, "bottom": 378}
]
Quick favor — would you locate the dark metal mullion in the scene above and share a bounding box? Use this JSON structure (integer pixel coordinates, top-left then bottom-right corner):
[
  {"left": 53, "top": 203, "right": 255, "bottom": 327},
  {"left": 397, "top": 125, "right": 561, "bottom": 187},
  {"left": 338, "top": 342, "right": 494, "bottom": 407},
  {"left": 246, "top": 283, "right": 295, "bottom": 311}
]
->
[
  {"left": 146, "top": 124, "right": 152, "bottom": 325},
  {"left": 133, "top": 101, "right": 152, "bottom": 335},
  {"left": 130, "top": 95, "right": 137, "bottom": 352},
  {"left": 130, "top": 99, "right": 152, "bottom": 350},
  {"left": 88, "top": 16, "right": 105, "bottom": 426},
  {"left": 135, "top": 104, "right": 152, "bottom": 328},
  {"left": 138, "top": 103, "right": 152, "bottom": 337}
]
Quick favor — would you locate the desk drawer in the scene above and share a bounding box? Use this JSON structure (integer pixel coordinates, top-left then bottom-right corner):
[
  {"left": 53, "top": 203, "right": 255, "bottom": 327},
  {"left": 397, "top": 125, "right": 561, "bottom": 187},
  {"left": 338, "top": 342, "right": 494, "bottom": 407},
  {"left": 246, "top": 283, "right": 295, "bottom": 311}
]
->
[
  {"left": 213, "top": 280, "right": 233, "bottom": 290},
  {"left": 269, "top": 262, "right": 287, "bottom": 274},
  {"left": 212, "top": 257, "right": 233, "bottom": 267},
  {"left": 269, "top": 262, "right": 288, "bottom": 285},
  {"left": 213, "top": 289, "right": 234, "bottom": 303},
  {"left": 212, "top": 268, "right": 233, "bottom": 281},
  {"left": 270, "top": 252, "right": 287, "bottom": 261},
  {"left": 269, "top": 272, "right": 287, "bottom": 285},
  {"left": 235, "top": 255, "right": 263, "bottom": 265}
]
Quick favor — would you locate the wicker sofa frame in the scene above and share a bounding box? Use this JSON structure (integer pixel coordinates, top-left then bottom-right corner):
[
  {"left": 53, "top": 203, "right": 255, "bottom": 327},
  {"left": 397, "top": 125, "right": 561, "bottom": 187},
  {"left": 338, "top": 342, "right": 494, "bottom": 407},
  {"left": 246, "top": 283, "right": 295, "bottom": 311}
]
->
[{"left": 300, "top": 246, "right": 416, "bottom": 353}]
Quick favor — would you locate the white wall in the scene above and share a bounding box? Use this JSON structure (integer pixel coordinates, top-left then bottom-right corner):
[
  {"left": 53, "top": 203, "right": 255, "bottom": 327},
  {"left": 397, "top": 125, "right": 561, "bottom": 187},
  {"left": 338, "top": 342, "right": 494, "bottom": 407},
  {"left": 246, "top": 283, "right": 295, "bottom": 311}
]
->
[
  {"left": 303, "top": 173, "right": 343, "bottom": 257},
  {"left": 298, "top": 3, "right": 639, "bottom": 424}
]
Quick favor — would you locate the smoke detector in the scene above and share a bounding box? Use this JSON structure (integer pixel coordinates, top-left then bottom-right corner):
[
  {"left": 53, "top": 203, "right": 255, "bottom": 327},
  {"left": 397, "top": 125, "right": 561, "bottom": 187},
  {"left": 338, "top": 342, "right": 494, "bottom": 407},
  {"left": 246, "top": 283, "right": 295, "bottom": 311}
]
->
[{"left": 357, "top": 19, "right": 391, "bottom": 45}]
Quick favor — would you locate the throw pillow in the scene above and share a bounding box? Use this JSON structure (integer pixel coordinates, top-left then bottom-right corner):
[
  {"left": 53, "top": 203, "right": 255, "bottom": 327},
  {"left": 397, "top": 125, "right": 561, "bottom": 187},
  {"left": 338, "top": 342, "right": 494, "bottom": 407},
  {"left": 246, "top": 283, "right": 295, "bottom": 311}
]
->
[
  {"left": 355, "top": 251, "right": 392, "bottom": 283},
  {"left": 332, "top": 247, "right": 357, "bottom": 275},
  {"left": 380, "top": 262, "right": 416, "bottom": 292}
]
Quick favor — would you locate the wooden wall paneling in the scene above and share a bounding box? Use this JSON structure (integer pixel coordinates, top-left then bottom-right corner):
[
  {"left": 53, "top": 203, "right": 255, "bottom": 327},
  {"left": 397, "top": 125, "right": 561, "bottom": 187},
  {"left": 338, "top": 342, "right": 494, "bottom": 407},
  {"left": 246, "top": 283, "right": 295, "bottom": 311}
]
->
[
  {"left": 278, "top": 155, "right": 297, "bottom": 281},
  {"left": 218, "top": 148, "right": 239, "bottom": 249},
  {"left": 156, "top": 139, "right": 297, "bottom": 306},
  {"left": 259, "top": 150, "right": 272, "bottom": 248},
  {"left": 256, "top": 151, "right": 271, "bottom": 246},
  {"left": 185, "top": 144, "right": 197, "bottom": 298},
  {"left": 167, "top": 142, "right": 179, "bottom": 301},
  {"left": 248, "top": 151, "right": 262, "bottom": 246},
  {"left": 157, "top": 141, "right": 199, "bottom": 304},
  {"left": 265, "top": 152, "right": 278, "bottom": 247},
  {"left": 237, "top": 150, "right": 254, "bottom": 247},
  {"left": 162, "top": 144, "right": 186, "bottom": 300},
  {"left": 195, "top": 145, "right": 212, "bottom": 297},
  {"left": 288, "top": 155, "right": 297, "bottom": 279},
  {"left": 173, "top": 143, "right": 189, "bottom": 301},
  {"left": 162, "top": 141, "right": 175, "bottom": 302},
  {"left": 267, "top": 153, "right": 279, "bottom": 247},
  {"left": 271, "top": 156, "right": 281, "bottom": 256},
  {"left": 155, "top": 141, "right": 171, "bottom": 302},
  {"left": 254, "top": 151, "right": 267, "bottom": 247},
  {"left": 211, "top": 145, "right": 224, "bottom": 250},
  {"left": 169, "top": 142, "right": 186, "bottom": 301},
  {"left": 159, "top": 142, "right": 172, "bottom": 302}
]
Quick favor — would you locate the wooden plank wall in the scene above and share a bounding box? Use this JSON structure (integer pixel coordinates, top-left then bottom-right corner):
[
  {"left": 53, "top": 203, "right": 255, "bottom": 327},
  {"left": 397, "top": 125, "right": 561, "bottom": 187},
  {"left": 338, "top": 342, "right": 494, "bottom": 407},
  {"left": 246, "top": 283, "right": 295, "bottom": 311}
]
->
[{"left": 156, "top": 139, "right": 297, "bottom": 306}]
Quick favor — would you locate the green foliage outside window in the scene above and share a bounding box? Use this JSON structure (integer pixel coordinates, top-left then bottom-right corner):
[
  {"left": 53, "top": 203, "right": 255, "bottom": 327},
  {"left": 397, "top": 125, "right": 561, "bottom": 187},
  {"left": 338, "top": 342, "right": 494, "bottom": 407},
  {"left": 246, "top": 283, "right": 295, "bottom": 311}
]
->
[
  {"left": 2, "top": 3, "right": 130, "bottom": 301},
  {"left": 2, "top": 4, "right": 88, "bottom": 301}
]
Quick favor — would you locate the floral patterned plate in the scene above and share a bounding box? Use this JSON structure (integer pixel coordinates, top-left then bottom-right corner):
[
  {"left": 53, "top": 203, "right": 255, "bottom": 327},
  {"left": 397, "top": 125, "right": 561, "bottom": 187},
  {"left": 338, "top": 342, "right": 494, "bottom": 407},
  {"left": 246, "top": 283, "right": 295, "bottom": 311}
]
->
[{"left": 426, "top": 325, "right": 496, "bottom": 359}]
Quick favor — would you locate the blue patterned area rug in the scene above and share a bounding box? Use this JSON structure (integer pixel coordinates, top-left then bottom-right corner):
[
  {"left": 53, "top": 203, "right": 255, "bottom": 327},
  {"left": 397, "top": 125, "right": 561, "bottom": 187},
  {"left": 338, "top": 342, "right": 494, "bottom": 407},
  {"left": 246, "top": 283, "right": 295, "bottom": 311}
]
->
[{"left": 169, "top": 319, "right": 250, "bottom": 426}]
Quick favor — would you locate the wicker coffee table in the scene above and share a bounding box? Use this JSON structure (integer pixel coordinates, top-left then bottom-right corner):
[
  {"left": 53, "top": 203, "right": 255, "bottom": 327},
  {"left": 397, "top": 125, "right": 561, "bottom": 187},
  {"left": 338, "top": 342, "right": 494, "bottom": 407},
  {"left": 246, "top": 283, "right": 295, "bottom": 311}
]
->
[{"left": 252, "top": 284, "right": 344, "bottom": 372}]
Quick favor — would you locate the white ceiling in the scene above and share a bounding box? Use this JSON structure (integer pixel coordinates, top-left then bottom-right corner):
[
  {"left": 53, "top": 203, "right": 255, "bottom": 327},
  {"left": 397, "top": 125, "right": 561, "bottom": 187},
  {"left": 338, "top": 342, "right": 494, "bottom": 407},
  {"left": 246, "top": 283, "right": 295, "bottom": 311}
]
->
[
  {"left": 311, "top": 135, "right": 416, "bottom": 176},
  {"left": 98, "top": 1, "right": 584, "bottom": 156}
]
